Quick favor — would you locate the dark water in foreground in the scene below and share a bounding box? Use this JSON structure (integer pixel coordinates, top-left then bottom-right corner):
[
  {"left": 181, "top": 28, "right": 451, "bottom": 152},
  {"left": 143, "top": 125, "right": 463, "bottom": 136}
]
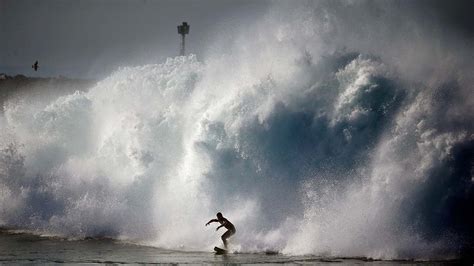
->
[{"left": 0, "top": 231, "right": 460, "bottom": 265}]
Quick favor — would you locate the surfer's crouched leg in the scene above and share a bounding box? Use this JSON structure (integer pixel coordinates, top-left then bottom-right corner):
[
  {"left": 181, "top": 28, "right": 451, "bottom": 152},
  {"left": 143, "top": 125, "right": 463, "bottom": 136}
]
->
[{"left": 221, "top": 228, "right": 236, "bottom": 248}]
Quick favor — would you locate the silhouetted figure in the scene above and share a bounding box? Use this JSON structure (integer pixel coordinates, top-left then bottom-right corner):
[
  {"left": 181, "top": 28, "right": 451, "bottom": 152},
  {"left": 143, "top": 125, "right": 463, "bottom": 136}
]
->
[
  {"left": 205, "top": 212, "right": 236, "bottom": 249},
  {"left": 32, "top": 61, "right": 39, "bottom": 71}
]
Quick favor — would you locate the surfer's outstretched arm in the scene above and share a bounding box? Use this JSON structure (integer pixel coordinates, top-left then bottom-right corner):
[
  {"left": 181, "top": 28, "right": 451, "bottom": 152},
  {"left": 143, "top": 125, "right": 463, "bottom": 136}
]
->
[{"left": 205, "top": 219, "right": 218, "bottom": 226}]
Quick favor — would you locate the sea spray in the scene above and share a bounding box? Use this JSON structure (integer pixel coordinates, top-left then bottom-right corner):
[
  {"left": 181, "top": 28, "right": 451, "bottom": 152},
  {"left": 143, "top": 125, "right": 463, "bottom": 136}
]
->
[{"left": 1, "top": 1, "right": 473, "bottom": 260}]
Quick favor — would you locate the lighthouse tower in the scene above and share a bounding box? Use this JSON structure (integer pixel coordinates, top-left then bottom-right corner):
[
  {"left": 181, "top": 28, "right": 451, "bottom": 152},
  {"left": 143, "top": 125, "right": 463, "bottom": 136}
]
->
[{"left": 177, "top": 22, "right": 190, "bottom": 56}]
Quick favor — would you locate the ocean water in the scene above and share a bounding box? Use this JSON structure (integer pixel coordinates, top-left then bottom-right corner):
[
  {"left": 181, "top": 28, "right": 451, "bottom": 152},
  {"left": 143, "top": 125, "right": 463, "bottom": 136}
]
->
[
  {"left": 0, "top": 230, "right": 456, "bottom": 264},
  {"left": 0, "top": 1, "right": 473, "bottom": 262}
]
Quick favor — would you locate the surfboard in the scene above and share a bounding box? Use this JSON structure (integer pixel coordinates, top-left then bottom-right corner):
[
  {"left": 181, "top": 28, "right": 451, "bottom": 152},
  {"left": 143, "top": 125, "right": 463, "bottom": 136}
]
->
[{"left": 214, "top": 246, "right": 227, "bottom": 254}]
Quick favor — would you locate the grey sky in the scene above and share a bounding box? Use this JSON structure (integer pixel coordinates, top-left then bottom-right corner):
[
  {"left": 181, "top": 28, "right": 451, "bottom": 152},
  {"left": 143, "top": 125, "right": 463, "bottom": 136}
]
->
[
  {"left": 0, "top": 0, "right": 271, "bottom": 78},
  {"left": 1, "top": 0, "right": 473, "bottom": 79}
]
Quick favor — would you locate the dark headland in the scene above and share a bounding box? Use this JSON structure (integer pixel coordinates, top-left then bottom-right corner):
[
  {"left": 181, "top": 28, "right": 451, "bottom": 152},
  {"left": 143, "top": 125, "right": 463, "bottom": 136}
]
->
[{"left": 0, "top": 73, "right": 96, "bottom": 112}]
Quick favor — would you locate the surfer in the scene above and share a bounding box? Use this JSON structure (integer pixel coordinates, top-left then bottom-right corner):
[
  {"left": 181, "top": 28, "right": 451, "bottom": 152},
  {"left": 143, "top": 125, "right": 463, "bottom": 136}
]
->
[{"left": 205, "top": 212, "right": 236, "bottom": 249}]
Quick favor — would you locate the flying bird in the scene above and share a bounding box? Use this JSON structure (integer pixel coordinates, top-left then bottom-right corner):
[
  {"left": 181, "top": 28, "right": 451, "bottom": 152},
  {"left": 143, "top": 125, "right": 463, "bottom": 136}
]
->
[{"left": 32, "top": 60, "right": 39, "bottom": 71}]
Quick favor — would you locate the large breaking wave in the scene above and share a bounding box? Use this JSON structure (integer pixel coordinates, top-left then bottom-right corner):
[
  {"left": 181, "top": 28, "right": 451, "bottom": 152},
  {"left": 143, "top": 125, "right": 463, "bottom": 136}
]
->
[{"left": 1, "top": 1, "right": 473, "bottom": 260}]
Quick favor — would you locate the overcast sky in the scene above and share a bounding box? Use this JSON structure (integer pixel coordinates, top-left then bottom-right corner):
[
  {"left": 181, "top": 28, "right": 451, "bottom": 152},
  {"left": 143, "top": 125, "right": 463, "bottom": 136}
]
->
[
  {"left": 1, "top": 0, "right": 473, "bottom": 79},
  {"left": 0, "top": 0, "right": 271, "bottom": 78}
]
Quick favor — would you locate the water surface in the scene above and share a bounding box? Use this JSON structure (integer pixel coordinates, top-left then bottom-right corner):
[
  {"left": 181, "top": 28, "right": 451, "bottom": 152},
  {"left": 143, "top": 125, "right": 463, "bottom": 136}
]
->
[{"left": 0, "top": 231, "right": 458, "bottom": 265}]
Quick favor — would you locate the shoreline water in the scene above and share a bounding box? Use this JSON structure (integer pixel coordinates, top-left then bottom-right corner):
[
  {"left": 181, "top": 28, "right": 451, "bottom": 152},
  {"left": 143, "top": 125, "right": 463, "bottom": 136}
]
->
[{"left": 0, "top": 229, "right": 462, "bottom": 264}]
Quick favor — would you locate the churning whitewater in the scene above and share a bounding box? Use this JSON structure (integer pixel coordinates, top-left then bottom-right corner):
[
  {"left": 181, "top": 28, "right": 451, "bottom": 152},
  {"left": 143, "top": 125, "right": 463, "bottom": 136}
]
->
[{"left": 1, "top": 1, "right": 473, "bottom": 260}]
